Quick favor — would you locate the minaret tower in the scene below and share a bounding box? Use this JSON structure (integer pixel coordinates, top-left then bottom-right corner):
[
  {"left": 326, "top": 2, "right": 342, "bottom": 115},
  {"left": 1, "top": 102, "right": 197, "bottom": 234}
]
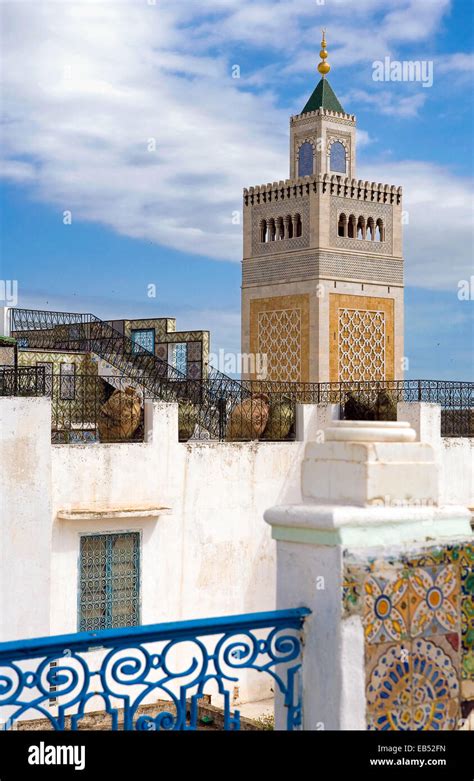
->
[{"left": 241, "top": 33, "right": 404, "bottom": 383}]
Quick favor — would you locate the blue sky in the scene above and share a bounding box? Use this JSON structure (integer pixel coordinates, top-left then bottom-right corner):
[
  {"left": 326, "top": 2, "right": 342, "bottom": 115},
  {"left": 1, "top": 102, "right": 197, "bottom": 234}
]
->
[{"left": 0, "top": 0, "right": 473, "bottom": 379}]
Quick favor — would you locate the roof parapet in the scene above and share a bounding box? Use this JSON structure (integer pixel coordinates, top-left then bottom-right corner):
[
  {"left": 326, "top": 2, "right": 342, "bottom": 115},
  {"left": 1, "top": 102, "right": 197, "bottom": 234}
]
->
[
  {"left": 291, "top": 107, "right": 356, "bottom": 123},
  {"left": 243, "top": 174, "right": 402, "bottom": 206}
]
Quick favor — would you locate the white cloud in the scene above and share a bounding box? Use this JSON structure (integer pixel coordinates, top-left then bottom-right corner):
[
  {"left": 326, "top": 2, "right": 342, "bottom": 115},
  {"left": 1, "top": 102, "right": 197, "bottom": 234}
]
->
[
  {"left": 2, "top": 0, "right": 471, "bottom": 297},
  {"left": 359, "top": 160, "right": 474, "bottom": 291},
  {"left": 356, "top": 129, "right": 373, "bottom": 148},
  {"left": 0, "top": 159, "right": 36, "bottom": 182},
  {"left": 348, "top": 88, "right": 427, "bottom": 117},
  {"left": 0, "top": 0, "right": 292, "bottom": 262},
  {"left": 437, "top": 52, "right": 474, "bottom": 73}
]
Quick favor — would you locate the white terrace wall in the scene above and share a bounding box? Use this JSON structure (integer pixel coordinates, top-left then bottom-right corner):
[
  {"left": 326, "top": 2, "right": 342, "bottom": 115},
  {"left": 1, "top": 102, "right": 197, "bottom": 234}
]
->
[
  {"left": 0, "top": 398, "right": 472, "bottom": 707},
  {"left": 2, "top": 399, "right": 324, "bottom": 705},
  {"left": 0, "top": 397, "right": 52, "bottom": 641},
  {"left": 397, "top": 402, "right": 474, "bottom": 509},
  {"left": 50, "top": 402, "right": 304, "bottom": 634}
]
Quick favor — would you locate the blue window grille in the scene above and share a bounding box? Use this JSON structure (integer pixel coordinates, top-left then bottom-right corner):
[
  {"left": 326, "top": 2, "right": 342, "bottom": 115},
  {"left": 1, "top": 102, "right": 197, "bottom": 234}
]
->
[
  {"left": 298, "top": 142, "right": 313, "bottom": 177},
  {"left": 131, "top": 329, "right": 155, "bottom": 355},
  {"left": 330, "top": 141, "right": 346, "bottom": 173},
  {"left": 169, "top": 342, "right": 187, "bottom": 375},
  {"left": 79, "top": 532, "right": 140, "bottom": 632}
]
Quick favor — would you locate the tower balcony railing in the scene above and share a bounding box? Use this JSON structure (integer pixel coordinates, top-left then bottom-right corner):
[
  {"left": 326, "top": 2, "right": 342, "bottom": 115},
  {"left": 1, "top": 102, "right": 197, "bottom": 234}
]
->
[{"left": 0, "top": 609, "right": 310, "bottom": 732}]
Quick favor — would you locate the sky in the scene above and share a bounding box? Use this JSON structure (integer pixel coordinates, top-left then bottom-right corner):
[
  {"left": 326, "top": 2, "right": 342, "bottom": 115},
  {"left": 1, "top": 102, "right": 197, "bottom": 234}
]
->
[{"left": 0, "top": 0, "right": 473, "bottom": 379}]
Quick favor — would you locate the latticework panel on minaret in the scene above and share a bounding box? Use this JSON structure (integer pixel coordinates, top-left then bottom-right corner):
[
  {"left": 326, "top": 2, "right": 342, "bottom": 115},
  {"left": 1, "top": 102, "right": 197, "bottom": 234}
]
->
[
  {"left": 258, "top": 308, "right": 302, "bottom": 382},
  {"left": 338, "top": 308, "right": 385, "bottom": 382}
]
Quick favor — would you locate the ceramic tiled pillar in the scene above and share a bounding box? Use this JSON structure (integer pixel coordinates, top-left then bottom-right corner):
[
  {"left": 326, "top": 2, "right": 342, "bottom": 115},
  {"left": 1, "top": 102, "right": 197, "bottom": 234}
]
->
[{"left": 264, "top": 420, "right": 474, "bottom": 731}]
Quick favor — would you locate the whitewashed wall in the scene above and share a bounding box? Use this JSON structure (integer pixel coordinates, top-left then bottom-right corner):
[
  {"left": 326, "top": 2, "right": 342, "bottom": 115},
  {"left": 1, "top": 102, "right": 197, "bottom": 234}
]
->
[
  {"left": 397, "top": 402, "right": 474, "bottom": 507},
  {"left": 50, "top": 403, "right": 304, "bottom": 638},
  {"left": 441, "top": 438, "right": 474, "bottom": 507},
  {"left": 1, "top": 398, "right": 472, "bottom": 709},
  {"left": 1, "top": 399, "right": 309, "bottom": 706},
  {"left": 0, "top": 397, "right": 52, "bottom": 640}
]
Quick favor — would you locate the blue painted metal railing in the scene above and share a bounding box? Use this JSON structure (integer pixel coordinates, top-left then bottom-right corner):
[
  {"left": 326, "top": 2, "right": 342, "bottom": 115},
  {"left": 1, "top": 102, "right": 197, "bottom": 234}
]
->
[{"left": 0, "top": 609, "right": 310, "bottom": 731}]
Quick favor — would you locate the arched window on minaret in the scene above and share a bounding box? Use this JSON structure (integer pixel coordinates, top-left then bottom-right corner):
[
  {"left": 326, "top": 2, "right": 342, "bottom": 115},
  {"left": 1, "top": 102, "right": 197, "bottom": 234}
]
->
[
  {"left": 260, "top": 219, "right": 267, "bottom": 243},
  {"left": 357, "top": 216, "right": 365, "bottom": 240},
  {"left": 298, "top": 142, "right": 314, "bottom": 177},
  {"left": 338, "top": 213, "right": 347, "bottom": 237},
  {"left": 348, "top": 214, "right": 356, "bottom": 239},
  {"left": 268, "top": 218, "right": 276, "bottom": 242},
  {"left": 276, "top": 217, "right": 284, "bottom": 240},
  {"left": 367, "top": 217, "right": 375, "bottom": 241},
  {"left": 294, "top": 213, "right": 302, "bottom": 237},
  {"left": 376, "top": 218, "right": 384, "bottom": 241},
  {"left": 285, "top": 215, "right": 293, "bottom": 239},
  {"left": 330, "top": 141, "right": 346, "bottom": 174}
]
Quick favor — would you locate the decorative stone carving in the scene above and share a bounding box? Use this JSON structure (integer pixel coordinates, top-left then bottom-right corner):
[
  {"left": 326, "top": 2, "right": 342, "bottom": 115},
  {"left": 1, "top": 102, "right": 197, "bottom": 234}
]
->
[
  {"left": 251, "top": 197, "right": 310, "bottom": 256},
  {"left": 330, "top": 197, "right": 393, "bottom": 255}
]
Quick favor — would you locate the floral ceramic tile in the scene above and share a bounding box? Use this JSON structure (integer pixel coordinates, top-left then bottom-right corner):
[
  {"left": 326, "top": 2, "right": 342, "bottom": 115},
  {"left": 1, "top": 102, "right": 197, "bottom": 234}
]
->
[
  {"left": 365, "top": 638, "right": 461, "bottom": 731},
  {"left": 187, "top": 342, "right": 202, "bottom": 362},
  {"left": 408, "top": 565, "right": 459, "bottom": 638},
  {"left": 350, "top": 541, "right": 471, "bottom": 725},
  {"left": 366, "top": 642, "right": 411, "bottom": 712},
  {"left": 368, "top": 708, "right": 412, "bottom": 731},
  {"left": 342, "top": 563, "right": 365, "bottom": 616},
  {"left": 411, "top": 697, "right": 459, "bottom": 731},
  {"left": 411, "top": 637, "right": 460, "bottom": 705},
  {"left": 187, "top": 361, "right": 202, "bottom": 379},
  {"left": 459, "top": 545, "right": 474, "bottom": 680},
  {"left": 155, "top": 344, "right": 167, "bottom": 361},
  {"left": 363, "top": 571, "right": 409, "bottom": 644}
]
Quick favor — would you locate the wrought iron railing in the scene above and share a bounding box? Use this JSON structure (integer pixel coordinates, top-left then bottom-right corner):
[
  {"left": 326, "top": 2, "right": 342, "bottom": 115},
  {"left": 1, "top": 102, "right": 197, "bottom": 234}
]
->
[
  {"left": 0, "top": 608, "right": 310, "bottom": 731},
  {"left": 179, "top": 380, "right": 296, "bottom": 442},
  {"left": 0, "top": 366, "right": 46, "bottom": 397},
  {"left": 6, "top": 309, "right": 474, "bottom": 438},
  {"left": 2, "top": 370, "right": 473, "bottom": 440},
  {"left": 45, "top": 374, "right": 148, "bottom": 445},
  {"left": 9, "top": 308, "right": 247, "bottom": 438},
  {"left": 46, "top": 374, "right": 295, "bottom": 444},
  {"left": 9, "top": 307, "right": 187, "bottom": 387},
  {"left": 239, "top": 379, "right": 474, "bottom": 438}
]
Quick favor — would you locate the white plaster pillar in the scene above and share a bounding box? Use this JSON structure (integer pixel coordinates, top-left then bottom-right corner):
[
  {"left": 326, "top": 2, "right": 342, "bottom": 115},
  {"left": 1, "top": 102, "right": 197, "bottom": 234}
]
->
[
  {"left": 0, "top": 307, "right": 11, "bottom": 338},
  {"left": 295, "top": 403, "right": 340, "bottom": 442},
  {"left": 397, "top": 402, "right": 441, "bottom": 447},
  {"left": 0, "top": 397, "right": 52, "bottom": 641},
  {"left": 264, "top": 420, "right": 472, "bottom": 731}
]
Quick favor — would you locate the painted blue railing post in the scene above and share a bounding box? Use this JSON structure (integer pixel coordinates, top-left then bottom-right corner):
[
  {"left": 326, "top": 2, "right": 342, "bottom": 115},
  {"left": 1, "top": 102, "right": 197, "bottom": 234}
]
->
[{"left": 0, "top": 609, "right": 310, "bottom": 732}]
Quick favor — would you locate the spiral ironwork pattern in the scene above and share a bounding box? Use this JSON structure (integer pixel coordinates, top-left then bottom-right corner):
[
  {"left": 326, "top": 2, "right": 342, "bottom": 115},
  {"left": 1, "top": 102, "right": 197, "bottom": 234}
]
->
[{"left": 0, "top": 609, "right": 309, "bottom": 731}]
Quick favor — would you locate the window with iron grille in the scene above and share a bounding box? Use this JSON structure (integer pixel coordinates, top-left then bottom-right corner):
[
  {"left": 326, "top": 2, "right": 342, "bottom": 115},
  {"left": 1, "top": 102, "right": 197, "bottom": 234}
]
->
[
  {"left": 169, "top": 342, "right": 187, "bottom": 375},
  {"left": 79, "top": 532, "right": 140, "bottom": 631},
  {"left": 59, "top": 362, "right": 76, "bottom": 400},
  {"left": 298, "top": 141, "right": 313, "bottom": 177},
  {"left": 131, "top": 328, "right": 155, "bottom": 354},
  {"left": 330, "top": 141, "right": 346, "bottom": 174}
]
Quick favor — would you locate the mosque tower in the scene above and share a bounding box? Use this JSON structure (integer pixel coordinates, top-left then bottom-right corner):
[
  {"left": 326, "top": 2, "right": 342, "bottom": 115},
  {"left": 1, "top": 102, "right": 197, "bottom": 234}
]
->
[{"left": 241, "top": 33, "right": 403, "bottom": 383}]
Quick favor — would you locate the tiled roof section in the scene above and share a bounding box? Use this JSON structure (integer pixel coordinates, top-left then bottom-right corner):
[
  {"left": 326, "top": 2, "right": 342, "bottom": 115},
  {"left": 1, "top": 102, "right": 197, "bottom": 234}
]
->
[{"left": 301, "top": 77, "right": 344, "bottom": 115}]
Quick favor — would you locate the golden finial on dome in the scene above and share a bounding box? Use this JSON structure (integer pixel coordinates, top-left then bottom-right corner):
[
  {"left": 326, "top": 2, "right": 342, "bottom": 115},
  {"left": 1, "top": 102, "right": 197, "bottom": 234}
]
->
[{"left": 317, "top": 29, "right": 330, "bottom": 77}]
